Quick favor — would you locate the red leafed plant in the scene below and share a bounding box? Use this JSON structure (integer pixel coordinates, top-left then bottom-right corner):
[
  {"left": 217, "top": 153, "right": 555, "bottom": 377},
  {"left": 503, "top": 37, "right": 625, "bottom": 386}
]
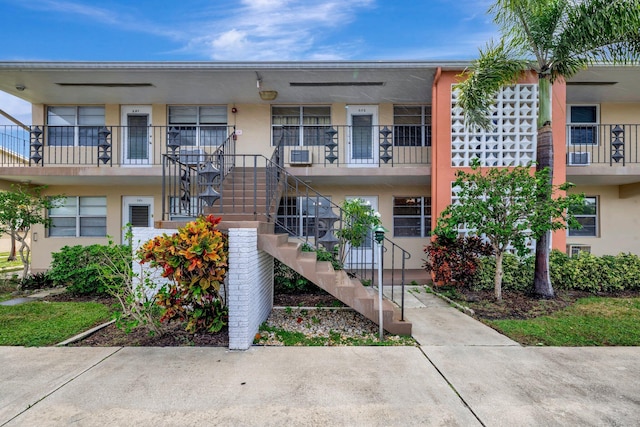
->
[
  {"left": 424, "top": 235, "right": 492, "bottom": 287},
  {"left": 138, "top": 215, "right": 229, "bottom": 333}
]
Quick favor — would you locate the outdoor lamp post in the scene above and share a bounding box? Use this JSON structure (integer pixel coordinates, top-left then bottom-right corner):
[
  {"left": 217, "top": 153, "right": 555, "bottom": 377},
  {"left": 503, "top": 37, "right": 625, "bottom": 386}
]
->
[{"left": 373, "top": 224, "right": 386, "bottom": 340}]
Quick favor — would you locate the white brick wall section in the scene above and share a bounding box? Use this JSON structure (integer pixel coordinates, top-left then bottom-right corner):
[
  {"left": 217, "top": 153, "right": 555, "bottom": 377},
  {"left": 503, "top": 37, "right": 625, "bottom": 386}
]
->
[
  {"left": 131, "top": 227, "right": 175, "bottom": 301},
  {"left": 228, "top": 228, "right": 274, "bottom": 350}
]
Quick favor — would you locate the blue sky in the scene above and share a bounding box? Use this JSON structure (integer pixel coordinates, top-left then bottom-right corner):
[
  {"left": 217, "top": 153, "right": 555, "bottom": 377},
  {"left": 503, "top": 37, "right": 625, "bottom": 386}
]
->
[{"left": 0, "top": 0, "right": 497, "bottom": 123}]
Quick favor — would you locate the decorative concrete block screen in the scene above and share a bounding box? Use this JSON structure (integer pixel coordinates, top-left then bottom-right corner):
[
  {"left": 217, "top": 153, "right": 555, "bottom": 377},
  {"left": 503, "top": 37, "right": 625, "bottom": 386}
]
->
[
  {"left": 451, "top": 84, "right": 538, "bottom": 167},
  {"left": 131, "top": 226, "right": 274, "bottom": 351},
  {"left": 450, "top": 185, "right": 534, "bottom": 251}
]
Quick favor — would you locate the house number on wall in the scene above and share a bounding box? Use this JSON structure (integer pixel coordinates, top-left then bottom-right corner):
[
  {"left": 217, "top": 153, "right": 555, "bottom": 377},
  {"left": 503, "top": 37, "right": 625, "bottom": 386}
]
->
[
  {"left": 358, "top": 108, "right": 367, "bottom": 112},
  {"left": 132, "top": 109, "right": 140, "bottom": 113}
]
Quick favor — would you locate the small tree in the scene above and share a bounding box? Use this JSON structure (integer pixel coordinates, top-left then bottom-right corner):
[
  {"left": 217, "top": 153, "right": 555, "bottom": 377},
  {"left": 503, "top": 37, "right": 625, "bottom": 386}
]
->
[
  {"left": 434, "top": 161, "right": 583, "bottom": 301},
  {"left": 0, "top": 185, "right": 62, "bottom": 280},
  {"left": 335, "top": 198, "right": 382, "bottom": 265}
]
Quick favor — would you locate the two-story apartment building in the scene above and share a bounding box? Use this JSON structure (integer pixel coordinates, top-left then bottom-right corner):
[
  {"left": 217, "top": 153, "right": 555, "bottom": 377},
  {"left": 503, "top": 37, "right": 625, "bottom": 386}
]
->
[{"left": 0, "top": 61, "right": 638, "bottom": 273}]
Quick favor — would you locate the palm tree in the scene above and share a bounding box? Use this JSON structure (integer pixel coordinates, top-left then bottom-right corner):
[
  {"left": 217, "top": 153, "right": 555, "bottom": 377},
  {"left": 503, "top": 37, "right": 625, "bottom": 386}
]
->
[{"left": 456, "top": 0, "right": 640, "bottom": 298}]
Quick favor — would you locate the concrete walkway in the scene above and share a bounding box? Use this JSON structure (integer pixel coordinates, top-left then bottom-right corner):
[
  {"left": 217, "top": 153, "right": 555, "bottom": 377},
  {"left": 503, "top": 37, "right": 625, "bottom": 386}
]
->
[{"left": 1, "top": 287, "right": 639, "bottom": 426}]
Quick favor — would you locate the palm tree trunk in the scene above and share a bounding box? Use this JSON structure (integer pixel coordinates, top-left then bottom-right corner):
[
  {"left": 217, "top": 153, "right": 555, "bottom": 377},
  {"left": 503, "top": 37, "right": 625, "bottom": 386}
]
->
[{"left": 534, "top": 76, "right": 555, "bottom": 298}]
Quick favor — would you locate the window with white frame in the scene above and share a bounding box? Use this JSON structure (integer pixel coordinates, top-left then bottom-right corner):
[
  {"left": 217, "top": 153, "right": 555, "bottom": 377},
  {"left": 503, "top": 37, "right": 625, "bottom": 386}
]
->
[
  {"left": 272, "top": 106, "right": 331, "bottom": 146},
  {"left": 393, "top": 105, "right": 431, "bottom": 146},
  {"left": 568, "top": 196, "right": 598, "bottom": 237},
  {"left": 168, "top": 106, "right": 228, "bottom": 148},
  {"left": 568, "top": 105, "right": 599, "bottom": 145},
  {"left": 393, "top": 196, "right": 431, "bottom": 237},
  {"left": 275, "top": 196, "right": 332, "bottom": 237},
  {"left": 47, "top": 106, "right": 105, "bottom": 146},
  {"left": 48, "top": 196, "right": 107, "bottom": 237}
]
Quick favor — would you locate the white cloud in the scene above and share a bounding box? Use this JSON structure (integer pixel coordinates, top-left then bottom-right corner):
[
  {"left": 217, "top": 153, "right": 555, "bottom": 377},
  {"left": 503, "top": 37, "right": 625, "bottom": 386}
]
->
[
  {"left": 0, "top": 92, "right": 31, "bottom": 126},
  {"left": 187, "top": 0, "right": 375, "bottom": 60}
]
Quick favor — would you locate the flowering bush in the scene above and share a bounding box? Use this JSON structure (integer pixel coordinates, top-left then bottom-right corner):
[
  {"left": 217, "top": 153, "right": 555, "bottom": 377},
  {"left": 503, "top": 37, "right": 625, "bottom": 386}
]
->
[{"left": 138, "top": 215, "right": 228, "bottom": 333}]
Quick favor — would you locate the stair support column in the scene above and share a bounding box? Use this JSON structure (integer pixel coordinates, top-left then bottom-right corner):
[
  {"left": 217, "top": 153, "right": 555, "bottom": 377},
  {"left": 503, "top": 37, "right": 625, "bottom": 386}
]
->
[{"left": 228, "top": 227, "right": 274, "bottom": 350}]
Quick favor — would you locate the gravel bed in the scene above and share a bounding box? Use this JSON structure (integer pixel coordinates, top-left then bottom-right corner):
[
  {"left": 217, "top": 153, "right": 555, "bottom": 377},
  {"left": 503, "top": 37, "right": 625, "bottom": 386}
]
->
[{"left": 257, "top": 307, "right": 412, "bottom": 346}]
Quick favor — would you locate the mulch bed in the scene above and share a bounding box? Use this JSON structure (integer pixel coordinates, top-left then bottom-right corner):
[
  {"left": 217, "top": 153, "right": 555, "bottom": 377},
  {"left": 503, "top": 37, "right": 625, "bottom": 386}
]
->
[{"left": 44, "top": 291, "right": 341, "bottom": 347}]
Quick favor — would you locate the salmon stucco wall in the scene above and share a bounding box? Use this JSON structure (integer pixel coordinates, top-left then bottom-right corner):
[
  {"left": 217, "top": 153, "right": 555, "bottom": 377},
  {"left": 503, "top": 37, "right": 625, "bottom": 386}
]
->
[{"left": 431, "top": 68, "right": 567, "bottom": 251}]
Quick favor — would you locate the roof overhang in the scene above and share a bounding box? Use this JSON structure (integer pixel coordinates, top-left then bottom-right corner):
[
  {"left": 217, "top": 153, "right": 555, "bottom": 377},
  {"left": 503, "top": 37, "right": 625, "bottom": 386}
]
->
[
  {"left": 566, "top": 65, "right": 640, "bottom": 104},
  {"left": 0, "top": 61, "right": 471, "bottom": 106}
]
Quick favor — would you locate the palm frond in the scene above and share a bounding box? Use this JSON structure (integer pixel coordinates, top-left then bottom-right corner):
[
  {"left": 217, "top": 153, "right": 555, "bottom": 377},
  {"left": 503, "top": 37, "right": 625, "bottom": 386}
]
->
[
  {"left": 551, "top": 0, "right": 640, "bottom": 79},
  {"left": 455, "top": 41, "right": 531, "bottom": 130}
]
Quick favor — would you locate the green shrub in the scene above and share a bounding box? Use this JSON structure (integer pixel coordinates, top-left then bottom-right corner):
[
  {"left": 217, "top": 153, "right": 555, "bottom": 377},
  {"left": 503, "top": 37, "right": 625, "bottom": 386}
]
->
[
  {"left": 549, "top": 249, "right": 571, "bottom": 289},
  {"left": 565, "top": 252, "right": 623, "bottom": 293},
  {"left": 472, "top": 249, "right": 640, "bottom": 294},
  {"left": 19, "top": 272, "right": 54, "bottom": 290},
  {"left": 613, "top": 253, "right": 640, "bottom": 290},
  {"left": 274, "top": 244, "right": 341, "bottom": 294},
  {"left": 49, "top": 244, "right": 131, "bottom": 295},
  {"left": 472, "top": 253, "right": 534, "bottom": 292}
]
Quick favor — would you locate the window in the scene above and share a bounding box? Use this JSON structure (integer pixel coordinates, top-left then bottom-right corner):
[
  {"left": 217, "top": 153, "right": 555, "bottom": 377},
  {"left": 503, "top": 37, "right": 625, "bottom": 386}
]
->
[
  {"left": 272, "top": 106, "right": 331, "bottom": 146},
  {"left": 48, "top": 196, "right": 107, "bottom": 237},
  {"left": 393, "top": 196, "right": 431, "bottom": 237},
  {"left": 568, "top": 196, "right": 597, "bottom": 237},
  {"left": 393, "top": 105, "right": 431, "bottom": 146},
  {"left": 168, "top": 106, "right": 228, "bottom": 147},
  {"left": 275, "top": 196, "right": 332, "bottom": 237},
  {"left": 568, "top": 105, "right": 599, "bottom": 145},
  {"left": 47, "top": 106, "right": 105, "bottom": 146}
]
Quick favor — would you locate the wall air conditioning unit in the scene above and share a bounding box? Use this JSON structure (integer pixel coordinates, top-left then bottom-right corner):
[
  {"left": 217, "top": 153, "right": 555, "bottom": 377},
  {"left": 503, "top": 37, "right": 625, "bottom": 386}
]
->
[
  {"left": 289, "top": 149, "right": 312, "bottom": 165},
  {"left": 179, "top": 148, "right": 206, "bottom": 165},
  {"left": 568, "top": 152, "right": 591, "bottom": 166},
  {"left": 567, "top": 245, "right": 591, "bottom": 257}
]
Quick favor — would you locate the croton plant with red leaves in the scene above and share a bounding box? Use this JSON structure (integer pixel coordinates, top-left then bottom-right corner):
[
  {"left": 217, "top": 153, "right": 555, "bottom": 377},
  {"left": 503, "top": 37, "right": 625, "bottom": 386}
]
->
[{"left": 138, "top": 215, "right": 228, "bottom": 333}]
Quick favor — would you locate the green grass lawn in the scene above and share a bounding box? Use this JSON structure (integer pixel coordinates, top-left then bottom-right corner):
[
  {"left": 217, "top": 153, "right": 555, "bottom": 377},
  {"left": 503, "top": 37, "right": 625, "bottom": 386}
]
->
[
  {"left": 0, "top": 301, "right": 113, "bottom": 346},
  {"left": 487, "top": 296, "right": 640, "bottom": 346},
  {"left": 0, "top": 251, "right": 23, "bottom": 272}
]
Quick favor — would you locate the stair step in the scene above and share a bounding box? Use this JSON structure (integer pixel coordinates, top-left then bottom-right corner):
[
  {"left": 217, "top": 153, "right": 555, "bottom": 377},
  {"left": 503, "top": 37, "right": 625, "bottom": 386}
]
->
[{"left": 257, "top": 231, "right": 412, "bottom": 336}]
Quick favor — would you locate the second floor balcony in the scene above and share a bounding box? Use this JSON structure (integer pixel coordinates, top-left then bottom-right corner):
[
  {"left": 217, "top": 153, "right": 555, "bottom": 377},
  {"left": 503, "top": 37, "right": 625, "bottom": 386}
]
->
[
  {"left": 566, "top": 124, "right": 640, "bottom": 167},
  {"left": 0, "top": 124, "right": 432, "bottom": 169}
]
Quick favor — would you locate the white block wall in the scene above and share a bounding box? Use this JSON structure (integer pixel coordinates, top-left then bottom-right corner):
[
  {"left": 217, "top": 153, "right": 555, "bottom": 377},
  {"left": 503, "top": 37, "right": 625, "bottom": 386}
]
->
[
  {"left": 227, "top": 228, "right": 274, "bottom": 350},
  {"left": 132, "top": 227, "right": 175, "bottom": 300},
  {"left": 132, "top": 225, "right": 274, "bottom": 351}
]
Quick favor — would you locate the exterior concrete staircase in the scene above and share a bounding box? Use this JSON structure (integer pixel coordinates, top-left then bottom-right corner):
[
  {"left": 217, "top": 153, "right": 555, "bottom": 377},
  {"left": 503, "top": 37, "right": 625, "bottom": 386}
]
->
[
  {"left": 258, "top": 233, "right": 412, "bottom": 336},
  {"left": 201, "top": 164, "right": 411, "bottom": 335}
]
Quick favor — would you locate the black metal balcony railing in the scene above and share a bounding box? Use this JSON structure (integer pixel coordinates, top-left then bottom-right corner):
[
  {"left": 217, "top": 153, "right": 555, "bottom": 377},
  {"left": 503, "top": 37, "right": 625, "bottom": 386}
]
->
[
  {"left": 566, "top": 124, "right": 640, "bottom": 166},
  {"left": 277, "top": 124, "right": 431, "bottom": 167},
  {"left": 7, "top": 123, "right": 639, "bottom": 168},
  {"left": 0, "top": 125, "right": 237, "bottom": 167},
  {"left": 0, "top": 124, "right": 431, "bottom": 167}
]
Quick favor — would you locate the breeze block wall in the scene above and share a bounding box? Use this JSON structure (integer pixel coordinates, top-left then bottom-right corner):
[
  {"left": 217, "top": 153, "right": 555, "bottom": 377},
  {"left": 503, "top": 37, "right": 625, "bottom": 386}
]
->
[{"left": 227, "top": 227, "right": 274, "bottom": 350}]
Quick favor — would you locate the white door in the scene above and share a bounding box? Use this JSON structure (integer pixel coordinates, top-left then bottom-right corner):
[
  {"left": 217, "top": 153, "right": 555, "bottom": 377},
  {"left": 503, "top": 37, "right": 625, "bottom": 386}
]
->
[
  {"left": 347, "top": 105, "right": 378, "bottom": 166},
  {"left": 121, "top": 106, "right": 153, "bottom": 165},
  {"left": 122, "top": 196, "right": 154, "bottom": 242},
  {"left": 344, "top": 196, "right": 378, "bottom": 269}
]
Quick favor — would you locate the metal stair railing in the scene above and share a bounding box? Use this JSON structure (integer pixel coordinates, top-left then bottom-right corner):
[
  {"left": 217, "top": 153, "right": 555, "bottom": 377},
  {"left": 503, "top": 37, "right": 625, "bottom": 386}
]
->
[{"left": 160, "top": 140, "right": 412, "bottom": 318}]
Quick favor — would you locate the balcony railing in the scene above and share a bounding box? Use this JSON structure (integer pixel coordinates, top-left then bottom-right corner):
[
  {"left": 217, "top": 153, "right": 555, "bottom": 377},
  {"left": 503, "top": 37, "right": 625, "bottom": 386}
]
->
[
  {"left": 0, "top": 125, "right": 236, "bottom": 167},
  {"left": 276, "top": 124, "right": 431, "bottom": 167},
  {"left": 567, "top": 124, "right": 640, "bottom": 166}
]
